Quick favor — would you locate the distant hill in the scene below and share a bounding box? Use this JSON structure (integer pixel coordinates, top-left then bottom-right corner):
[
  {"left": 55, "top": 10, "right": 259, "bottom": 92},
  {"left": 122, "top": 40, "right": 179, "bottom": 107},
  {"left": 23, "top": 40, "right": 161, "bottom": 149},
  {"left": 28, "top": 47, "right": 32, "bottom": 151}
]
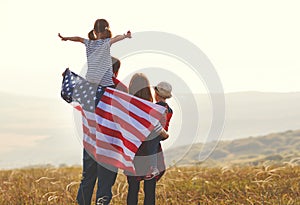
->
[{"left": 165, "top": 129, "right": 300, "bottom": 167}]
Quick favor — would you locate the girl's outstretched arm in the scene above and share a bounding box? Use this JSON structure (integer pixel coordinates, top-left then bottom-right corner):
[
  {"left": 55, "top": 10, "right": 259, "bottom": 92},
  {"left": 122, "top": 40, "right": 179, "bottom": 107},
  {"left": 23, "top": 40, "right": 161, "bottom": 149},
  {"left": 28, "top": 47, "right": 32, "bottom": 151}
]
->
[
  {"left": 110, "top": 31, "right": 131, "bottom": 45},
  {"left": 58, "top": 33, "right": 84, "bottom": 43}
]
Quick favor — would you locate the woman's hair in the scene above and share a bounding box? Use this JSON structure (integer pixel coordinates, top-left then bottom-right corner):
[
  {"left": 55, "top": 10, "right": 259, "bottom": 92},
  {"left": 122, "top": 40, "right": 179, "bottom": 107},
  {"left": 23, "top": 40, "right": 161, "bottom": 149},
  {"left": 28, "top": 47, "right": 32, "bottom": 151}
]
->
[
  {"left": 129, "top": 73, "right": 153, "bottom": 102},
  {"left": 88, "top": 19, "right": 112, "bottom": 40}
]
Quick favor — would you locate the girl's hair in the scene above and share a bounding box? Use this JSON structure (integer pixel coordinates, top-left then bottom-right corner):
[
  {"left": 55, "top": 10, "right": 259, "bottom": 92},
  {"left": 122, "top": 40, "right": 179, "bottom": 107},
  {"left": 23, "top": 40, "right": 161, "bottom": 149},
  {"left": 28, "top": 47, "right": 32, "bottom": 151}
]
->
[
  {"left": 129, "top": 73, "right": 153, "bottom": 102},
  {"left": 88, "top": 19, "right": 112, "bottom": 40}
]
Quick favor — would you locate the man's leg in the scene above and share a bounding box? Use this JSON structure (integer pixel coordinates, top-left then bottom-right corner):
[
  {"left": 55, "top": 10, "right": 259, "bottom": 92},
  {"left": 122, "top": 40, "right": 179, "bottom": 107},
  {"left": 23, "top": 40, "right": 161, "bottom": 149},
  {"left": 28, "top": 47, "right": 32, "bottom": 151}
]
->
[
  {"left": 95, "top": 163, "right": 118, "bottom": 205},
  {"left": 77, "top": 149, "right": 97, "bottom": 205}
]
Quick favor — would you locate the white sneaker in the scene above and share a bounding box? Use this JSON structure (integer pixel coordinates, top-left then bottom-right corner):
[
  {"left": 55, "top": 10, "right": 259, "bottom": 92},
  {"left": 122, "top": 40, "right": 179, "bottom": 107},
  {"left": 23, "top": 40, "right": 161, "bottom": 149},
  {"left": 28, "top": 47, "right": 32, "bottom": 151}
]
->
[
  {"left": 97, "top": 196, "right": 108, "bottom": 205},
  {"left": 145, "top": 167, "right": 160, "bottom": 180}
]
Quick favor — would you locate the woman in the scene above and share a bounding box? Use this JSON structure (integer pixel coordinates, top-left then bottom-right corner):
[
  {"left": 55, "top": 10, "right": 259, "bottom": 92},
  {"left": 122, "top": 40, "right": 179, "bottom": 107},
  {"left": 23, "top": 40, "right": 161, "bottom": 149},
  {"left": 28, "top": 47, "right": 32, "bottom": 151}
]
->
[{"left": 125, "top": 73, "right": 168, "bottom": 205}]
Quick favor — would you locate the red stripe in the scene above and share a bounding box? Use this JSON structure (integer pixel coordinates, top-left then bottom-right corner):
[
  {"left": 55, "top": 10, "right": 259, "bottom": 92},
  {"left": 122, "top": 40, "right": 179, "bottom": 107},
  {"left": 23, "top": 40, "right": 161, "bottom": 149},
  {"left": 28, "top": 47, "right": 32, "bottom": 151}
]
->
[
  {"left": 82, "top": 121, "right": 138, "bottom": 163},
  {"left": 80, "top": 108, "right": 141, "bottom": 154},
  {"left": 97, "top": 124, "right": 139, "bottom": 153},
  {"left": 83, "top": 141, "right": 135, "bottom": 173},
  {"left": 77, "top": 103, "right": 145, "bottom": 143},
  {"left": 82, "top": 108, "right": 145, "bottom": 145},
  {"left": 97, "top": 154, "right": 135, "bottom": 174},
  {"left": 95, "top": 140, "right": 133, "bottom": 162},
  {"left": 82, "top": 124, "right": 96, "bottom": 141},
  {"left": 100, "top": 94, "right": 154, "bottom": 130},
  {"left": 95, "top": 106, "right": 146, "bottom": 141},
  {"left": 105, "top": 88, "right": 163, "bottom": 120},
  {"left": 83, "top": 141, "right": 97, "bottom": 158}
]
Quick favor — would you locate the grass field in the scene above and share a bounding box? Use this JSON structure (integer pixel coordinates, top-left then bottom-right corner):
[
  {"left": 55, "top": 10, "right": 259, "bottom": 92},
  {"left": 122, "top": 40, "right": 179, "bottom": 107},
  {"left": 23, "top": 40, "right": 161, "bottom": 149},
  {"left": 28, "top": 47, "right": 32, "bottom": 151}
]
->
[{"left": 1, "top": 164, "right": 300, "bottom": 205}]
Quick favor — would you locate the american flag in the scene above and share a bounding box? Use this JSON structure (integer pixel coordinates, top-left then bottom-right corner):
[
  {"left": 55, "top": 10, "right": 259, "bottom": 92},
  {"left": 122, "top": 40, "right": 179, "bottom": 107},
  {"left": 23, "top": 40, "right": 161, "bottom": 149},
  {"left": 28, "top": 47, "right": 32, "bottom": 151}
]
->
[{"left": 61, "top": 69, "right": 166, "bottom": 173}]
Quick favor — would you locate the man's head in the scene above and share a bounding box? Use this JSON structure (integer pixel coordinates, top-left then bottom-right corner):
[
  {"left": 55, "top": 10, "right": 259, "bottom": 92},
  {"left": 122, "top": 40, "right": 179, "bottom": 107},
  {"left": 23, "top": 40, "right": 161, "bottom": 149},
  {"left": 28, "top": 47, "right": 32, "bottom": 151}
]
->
[{"left": 112, "top": 57, "right": 121, "bottom": 77}]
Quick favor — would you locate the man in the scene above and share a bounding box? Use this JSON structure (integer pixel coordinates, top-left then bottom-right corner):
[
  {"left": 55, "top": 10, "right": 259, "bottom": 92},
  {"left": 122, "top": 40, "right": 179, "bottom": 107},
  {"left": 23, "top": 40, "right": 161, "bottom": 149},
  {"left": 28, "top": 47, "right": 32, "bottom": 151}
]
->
[
  {"left": 112, "top": 57, "right": 128, "bottom": 93},
  {"left": 77, "top": 57, "right": 128, "bottom": 205}
]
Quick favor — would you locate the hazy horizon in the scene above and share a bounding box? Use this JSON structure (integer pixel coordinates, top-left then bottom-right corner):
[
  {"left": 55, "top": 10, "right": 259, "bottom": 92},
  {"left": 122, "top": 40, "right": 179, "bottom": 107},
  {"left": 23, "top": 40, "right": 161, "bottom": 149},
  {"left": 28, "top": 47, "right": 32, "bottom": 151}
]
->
[{"left": 1, "top": 91, "right": 300, "bottom": 169}]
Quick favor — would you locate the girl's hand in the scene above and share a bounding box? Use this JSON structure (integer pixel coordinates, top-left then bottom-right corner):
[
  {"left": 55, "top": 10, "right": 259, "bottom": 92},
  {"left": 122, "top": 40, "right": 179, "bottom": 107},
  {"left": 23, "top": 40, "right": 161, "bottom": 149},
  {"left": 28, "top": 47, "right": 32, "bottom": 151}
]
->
[
  {"left": 58, "top": 33, "right": 67, "bottom": 41},
  {"left": 125, "top": 31, "right": 132, "bottom": 39}
]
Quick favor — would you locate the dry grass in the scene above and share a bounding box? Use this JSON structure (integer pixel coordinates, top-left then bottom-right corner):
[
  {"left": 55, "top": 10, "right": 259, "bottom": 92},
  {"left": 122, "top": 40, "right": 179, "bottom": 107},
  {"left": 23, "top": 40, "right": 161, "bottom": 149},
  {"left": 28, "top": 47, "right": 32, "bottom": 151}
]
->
[{"left": 1, "top": 164, "right": 300, "bottom": 204}]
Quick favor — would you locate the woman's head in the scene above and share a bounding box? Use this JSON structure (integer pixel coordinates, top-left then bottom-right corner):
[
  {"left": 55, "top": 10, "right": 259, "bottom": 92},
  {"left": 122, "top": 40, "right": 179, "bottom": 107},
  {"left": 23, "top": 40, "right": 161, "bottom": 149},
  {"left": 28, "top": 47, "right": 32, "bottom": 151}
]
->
[
  {"left": 129, "top": 73, "right": 153, "bottom": 102},
  {"left": 88, "top": 19, "right": 112, "bottom": 40}
]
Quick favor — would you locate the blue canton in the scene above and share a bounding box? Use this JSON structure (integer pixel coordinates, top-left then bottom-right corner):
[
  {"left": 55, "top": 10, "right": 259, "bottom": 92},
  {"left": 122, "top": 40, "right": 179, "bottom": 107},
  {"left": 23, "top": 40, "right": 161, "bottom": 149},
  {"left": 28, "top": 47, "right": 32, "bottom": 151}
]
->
[{"left": 61, "top": 68, "right": 105, "bottom": 112}]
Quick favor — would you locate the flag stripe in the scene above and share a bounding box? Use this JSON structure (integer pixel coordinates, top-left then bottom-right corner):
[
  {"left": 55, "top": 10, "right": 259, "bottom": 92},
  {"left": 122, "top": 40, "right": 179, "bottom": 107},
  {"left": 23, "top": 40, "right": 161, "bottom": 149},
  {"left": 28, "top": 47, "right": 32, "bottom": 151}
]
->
[
  {"left": 83, "top": 134, "right": 134, "bottom": 166},
  {"left": 102, "top": 91, "right": 160, "bottom": 126},
  {"left": 96, "top": 140, "right": 133, "bottom": 162},
  {"left": 81, "top": 113, "right": 139, "bottom": 156},
  {"left": 83, "top": 141, "right": 135, "bottom": 173},
  {"left": 95, "top": 105, "right": 146, "bottom": 141},
  {"left": 97, "top": 99, "right": 151, "bottom": 137},
  {"left": 105, "top": 88, "right": 164, "bottom": 119},
  {"left": 81, "top": 110, "right": 142, "bottom": 146},
  {"left": 100, "top": 94, "right": 154, "bottom": 130},
  {"left": 97, "top": 124, "right": 139, "bottom": 153},
  {"left": 84, "top": 136, "right": 133, "bottom": 170}
]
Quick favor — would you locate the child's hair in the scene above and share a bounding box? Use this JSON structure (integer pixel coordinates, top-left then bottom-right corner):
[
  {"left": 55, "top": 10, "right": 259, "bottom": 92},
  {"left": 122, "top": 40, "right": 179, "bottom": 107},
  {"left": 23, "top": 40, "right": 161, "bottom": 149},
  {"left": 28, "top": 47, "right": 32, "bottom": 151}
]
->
[
  {"left": 129, "top": 73, "right": 153, "bottom": 102},
  {"left": 88, "top": 19, "right": 112, "bottom": 40}
]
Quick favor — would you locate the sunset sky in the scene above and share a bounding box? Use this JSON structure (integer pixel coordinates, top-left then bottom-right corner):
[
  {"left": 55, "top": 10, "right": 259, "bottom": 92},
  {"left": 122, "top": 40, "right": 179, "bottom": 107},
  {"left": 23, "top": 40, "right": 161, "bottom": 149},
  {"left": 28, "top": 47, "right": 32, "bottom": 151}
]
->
[{"left": 1, "top": 0, "right": 299, "bottom": 99}]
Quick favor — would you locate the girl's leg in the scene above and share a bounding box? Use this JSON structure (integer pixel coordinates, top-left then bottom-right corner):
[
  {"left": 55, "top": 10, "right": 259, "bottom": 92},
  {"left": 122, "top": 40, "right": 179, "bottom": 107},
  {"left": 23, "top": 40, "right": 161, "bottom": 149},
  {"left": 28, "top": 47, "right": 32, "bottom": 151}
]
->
[
  {"left": 145, "top": 137, "right": 161, "bottom": 179},
  {"left": 144, "top": 178, "right": 156, "bottom": 205},
  {"left": 126, "top": 176, "right": 140, "bottom": 205}
]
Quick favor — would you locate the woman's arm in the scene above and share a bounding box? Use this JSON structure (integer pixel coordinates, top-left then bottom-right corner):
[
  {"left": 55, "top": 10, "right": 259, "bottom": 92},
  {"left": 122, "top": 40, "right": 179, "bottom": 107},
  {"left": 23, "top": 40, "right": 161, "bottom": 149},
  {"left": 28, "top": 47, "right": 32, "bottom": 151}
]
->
[
  {"left": 110, "top": 31, "right": 131, "bottom": 45},
  {"left": 58, "top": 33, "right": 84, "bottom": 43}
]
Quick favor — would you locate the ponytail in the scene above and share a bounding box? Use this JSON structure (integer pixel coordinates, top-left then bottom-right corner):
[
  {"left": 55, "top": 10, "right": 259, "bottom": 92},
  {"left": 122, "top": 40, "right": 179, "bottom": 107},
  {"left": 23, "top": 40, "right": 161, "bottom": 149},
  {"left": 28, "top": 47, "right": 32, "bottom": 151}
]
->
[
  {"left": 88, "top": 30, "right": 96, "bottom": 40},
  {"left": 104, "top": 29, "right": 112, "bottom": 38}
]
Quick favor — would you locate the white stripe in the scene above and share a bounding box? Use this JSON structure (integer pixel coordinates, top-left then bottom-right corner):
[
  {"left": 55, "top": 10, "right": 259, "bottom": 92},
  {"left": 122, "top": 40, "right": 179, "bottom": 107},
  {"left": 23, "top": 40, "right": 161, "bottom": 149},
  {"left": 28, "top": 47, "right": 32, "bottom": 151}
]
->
[
  {"left": 81, "top": 109, "right": 142, "bottom": 158},
  {"left": 106, "top": 87, "right": 167, "bottom": 114},
  {"left": 95, "top": 116, "right": 142, "bottom": 145},
  {"left": 81, "top": 109, "right": 142, "bottom": 144},
  {"left": 96, "top": 147, "right": 135, "bottom": 169},
  {"left": 83, "top": 132, "right": 96, "bottom": 147},
  {"left": 81, "top": 115, "right": 97, "bottom": 134},
  {"left": 83, "top": 134, "right": 135, "bottom": 169},
  {"left": 95, "top": 132, "right": 136, "bottom": 160},
  {"left": 97, "top": 100, "right": 151, "bottom": 137},
  {"left": 102, "top": 91, "right": 160, "bottom": 126}
]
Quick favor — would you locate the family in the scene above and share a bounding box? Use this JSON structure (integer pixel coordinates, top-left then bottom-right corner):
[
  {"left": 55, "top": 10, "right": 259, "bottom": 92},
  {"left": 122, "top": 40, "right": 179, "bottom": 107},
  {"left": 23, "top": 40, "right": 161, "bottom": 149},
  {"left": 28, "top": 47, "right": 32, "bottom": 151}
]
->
[{"left": 59, "top": 19, "right": 173, "bottom": 205}]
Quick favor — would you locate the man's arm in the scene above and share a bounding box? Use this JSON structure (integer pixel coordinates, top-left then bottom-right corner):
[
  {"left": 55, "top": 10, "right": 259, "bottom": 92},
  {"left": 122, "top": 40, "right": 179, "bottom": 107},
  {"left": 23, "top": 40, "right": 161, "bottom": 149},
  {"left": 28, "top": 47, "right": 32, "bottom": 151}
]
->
[{"left": 58, "top": 33, "right": 84, "bottom": 43}]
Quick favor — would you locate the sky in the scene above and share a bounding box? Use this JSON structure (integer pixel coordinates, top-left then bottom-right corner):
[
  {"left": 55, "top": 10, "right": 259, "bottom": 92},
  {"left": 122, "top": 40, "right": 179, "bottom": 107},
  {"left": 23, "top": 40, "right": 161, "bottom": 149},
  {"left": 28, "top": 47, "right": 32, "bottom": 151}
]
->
[
  {"left": 0, "top": 0, "right": 300, "bottom": 168},
  {"left": 0, "top": 0, "right": 300, "bottom": 99}
]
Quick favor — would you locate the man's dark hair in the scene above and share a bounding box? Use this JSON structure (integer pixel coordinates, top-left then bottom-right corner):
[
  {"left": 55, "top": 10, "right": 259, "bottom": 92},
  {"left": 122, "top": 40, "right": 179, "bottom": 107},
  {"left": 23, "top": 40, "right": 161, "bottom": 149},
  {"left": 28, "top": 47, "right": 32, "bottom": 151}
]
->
[{"left": 112, "top": 57, "right": 121, "bottom": 75}]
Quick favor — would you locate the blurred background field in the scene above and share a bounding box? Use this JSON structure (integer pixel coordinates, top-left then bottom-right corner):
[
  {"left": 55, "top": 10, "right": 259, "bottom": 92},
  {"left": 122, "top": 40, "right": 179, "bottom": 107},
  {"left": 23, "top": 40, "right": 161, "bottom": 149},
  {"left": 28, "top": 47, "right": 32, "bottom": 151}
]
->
[{"left": 1, "top": 163, "right": 300, "bottom": 205}]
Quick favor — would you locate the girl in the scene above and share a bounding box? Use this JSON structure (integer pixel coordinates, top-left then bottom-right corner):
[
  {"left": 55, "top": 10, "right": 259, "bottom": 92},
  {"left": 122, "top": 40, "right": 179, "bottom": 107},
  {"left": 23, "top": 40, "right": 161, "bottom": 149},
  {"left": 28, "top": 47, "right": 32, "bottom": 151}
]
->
[{"left": 58, "top": 18, "right": 131, "bottom": 87}]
